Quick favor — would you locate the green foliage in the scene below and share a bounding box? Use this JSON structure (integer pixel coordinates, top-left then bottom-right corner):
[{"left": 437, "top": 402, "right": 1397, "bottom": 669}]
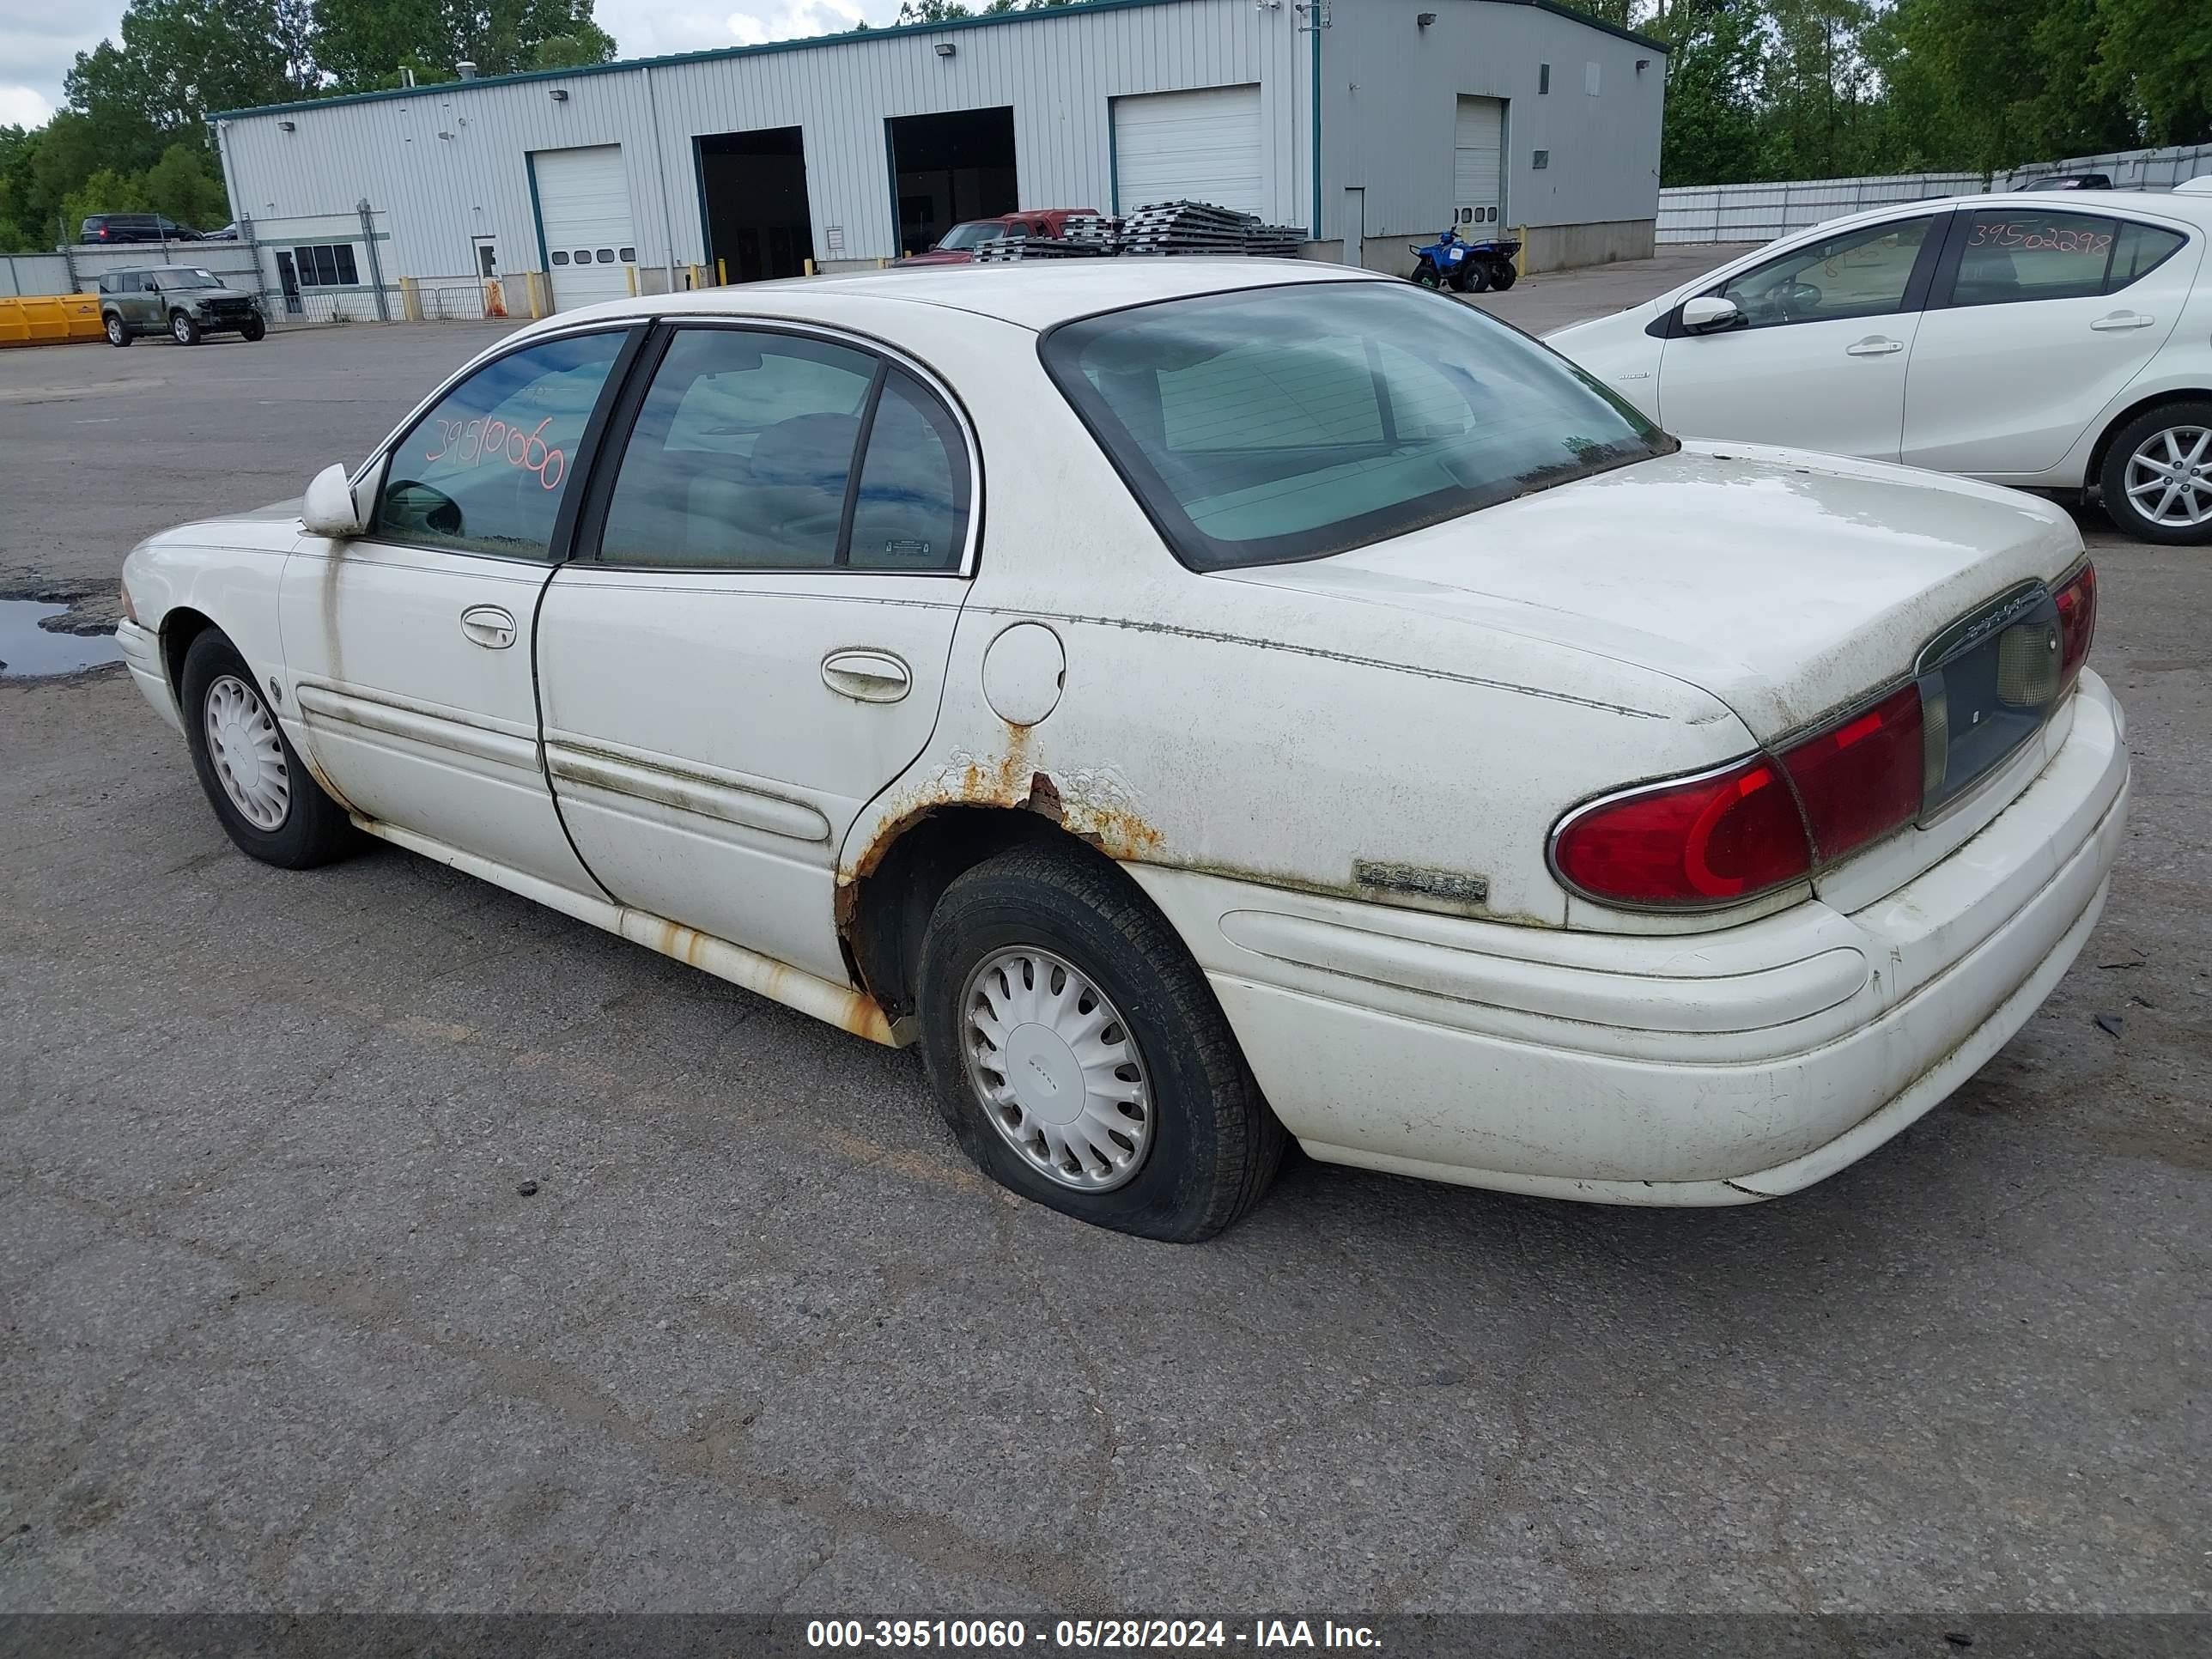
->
[
  {"left": 311, "top": 0, "right": 617, "bottom": 89},
  {"left": 1644, "top": 0, "right": 2212, "bottom": 184},
  {"left": 898, "top": 0, "right": 973, "bottom": 19}
]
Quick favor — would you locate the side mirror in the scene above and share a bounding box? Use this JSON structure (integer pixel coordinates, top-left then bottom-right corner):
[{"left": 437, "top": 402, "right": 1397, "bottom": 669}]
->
[
  {"left": 1680, "top": 295, "right": 1744, "bottom": 335},
  {"left": 301, "top": 462, "right": 365, "bottom": 538}
]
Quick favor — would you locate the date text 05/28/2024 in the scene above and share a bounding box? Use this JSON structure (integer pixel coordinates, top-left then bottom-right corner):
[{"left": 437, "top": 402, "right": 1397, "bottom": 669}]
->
[{"left": 806, "top": 1620, "right": 1382, "bottom": 1650}]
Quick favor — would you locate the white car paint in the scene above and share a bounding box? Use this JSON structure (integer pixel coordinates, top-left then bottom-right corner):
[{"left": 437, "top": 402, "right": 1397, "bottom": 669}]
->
[
  {"left": 118, "top": 260, "right": 2129, "bottom": 1208},
  {"left": 1551, "top": 189, "right": 2212, "bottom": 494}
]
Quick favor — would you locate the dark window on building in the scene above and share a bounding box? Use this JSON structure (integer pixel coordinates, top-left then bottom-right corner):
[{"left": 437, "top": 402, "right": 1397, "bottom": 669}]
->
[
  {"left": 552, "top": 251, "right": 570, "bottom": 265},
  {"left": 292, "top": 244, "right": 358, "bottom": 287},
  {"left": 618, "top": 246, "right": 636, "bottom": 262},
  {"left": 1532, "top": 150, "right": 1549, "bottom": 169},
  {"left": 1539, "top": 63, "right": 1550, "bottom": 94},
  {"left": 596, "top": 248, "right": 615, "bottom": 264}
]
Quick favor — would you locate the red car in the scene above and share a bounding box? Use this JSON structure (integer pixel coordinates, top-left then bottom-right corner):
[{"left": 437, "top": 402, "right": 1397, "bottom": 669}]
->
[{"left": 895, "top": 208, "right": 1100, "bottom": 266}]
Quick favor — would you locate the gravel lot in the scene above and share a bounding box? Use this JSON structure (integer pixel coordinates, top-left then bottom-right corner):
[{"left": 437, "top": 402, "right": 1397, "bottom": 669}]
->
[{"left": 2, "top": 257, "right": 2207, "bottom": 1618}]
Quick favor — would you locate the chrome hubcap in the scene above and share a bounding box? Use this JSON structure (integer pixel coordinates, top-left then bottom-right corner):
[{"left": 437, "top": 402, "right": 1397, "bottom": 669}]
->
[
  {"left": 959, "top": 948, "right": 1152, "bottom": 1192},
  {"left": 2124, "top": 426, "right": 2212, "bottom": 527},
  {"left": 173, "top": 315, "right": 189, "bottom": 340},
  {"left": 203, "top": 673, "right": 289, "bottom": 830}
]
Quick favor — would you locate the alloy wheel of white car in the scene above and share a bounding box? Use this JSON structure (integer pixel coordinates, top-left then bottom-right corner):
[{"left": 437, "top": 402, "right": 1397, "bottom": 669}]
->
[
  {"left": 959, "top": 945, "right": 1152, "bottom": 1191},
  {"left": 202, "top": 673, "right": 291, "bottom": 830},
  {"left": 2123, "top": 425, "right": 2212, "bottom": 529}
]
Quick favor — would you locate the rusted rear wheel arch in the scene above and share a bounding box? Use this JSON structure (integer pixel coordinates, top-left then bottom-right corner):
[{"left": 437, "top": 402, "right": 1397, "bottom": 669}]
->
[{"left": 841, "top": 805, "right": 1139, "bottom": 1022}]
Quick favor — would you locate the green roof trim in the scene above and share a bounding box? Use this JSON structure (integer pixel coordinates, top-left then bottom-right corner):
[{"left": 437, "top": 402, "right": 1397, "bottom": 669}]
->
[{"left": 211, "top": 0, "right": 1663, "bottom": 124}]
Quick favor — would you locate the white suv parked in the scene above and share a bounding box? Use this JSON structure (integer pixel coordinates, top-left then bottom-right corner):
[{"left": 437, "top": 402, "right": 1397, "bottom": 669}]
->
[{"left": 1551, "top": 188, "right": 2212, "bottom": 544}]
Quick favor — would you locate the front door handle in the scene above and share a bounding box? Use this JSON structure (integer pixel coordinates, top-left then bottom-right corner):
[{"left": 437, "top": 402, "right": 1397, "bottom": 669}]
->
[
  {"left": 2090, "top": 311, "right": 2156, "bottom": 331},
  {"left": 822, "top": 649, "right": 911, "bottom": 703},
  {"left": 459, "top": 605, "right": 517, "bottom": 650},
  {"left": 1845, "top": 337, "right": 1905, "bottom": 356}
]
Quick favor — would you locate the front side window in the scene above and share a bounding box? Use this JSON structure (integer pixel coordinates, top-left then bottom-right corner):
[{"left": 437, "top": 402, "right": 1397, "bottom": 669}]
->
[
  {"left": 1042, "top": 281, "right": 1670, "bottom": 570},
  {"left": 1946, "top": 210, "right": 2187, "bottom": 306},
  {"left": 374, "top": 331, "right": 626, "bottom": 560},
  {"left": 596, "top": 328, "right": 969, "bottom": 573},
  {"left": 1717, "top": 216, "right": 1936, "bottom": 329}
]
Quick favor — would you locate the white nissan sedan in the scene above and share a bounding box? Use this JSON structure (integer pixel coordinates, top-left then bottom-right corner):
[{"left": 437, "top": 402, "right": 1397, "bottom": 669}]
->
[
  {"left": 115, "top": 262, "right": 2129, "bottom": 1240},
  {"left": 1551, "top": 188, "right": 2212, "bottom": 544}
]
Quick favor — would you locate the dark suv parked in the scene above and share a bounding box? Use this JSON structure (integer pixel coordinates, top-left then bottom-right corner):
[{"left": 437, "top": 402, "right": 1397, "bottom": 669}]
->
[
  {"left": 97, "top": 266, "right": 264, "bottom": 345},
  {"left": 81, "top": 213, "right": 207, "bottom": 244}
]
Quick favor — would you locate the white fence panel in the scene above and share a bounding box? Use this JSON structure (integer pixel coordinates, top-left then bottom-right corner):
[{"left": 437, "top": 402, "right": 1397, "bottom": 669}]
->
[{"left": 1658, "top": 142, "right": 2212, "bottom": 246}]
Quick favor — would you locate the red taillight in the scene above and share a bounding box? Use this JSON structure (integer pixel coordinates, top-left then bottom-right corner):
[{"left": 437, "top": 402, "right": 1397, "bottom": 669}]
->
[
  {"left": 1554, "top": 685, "right": 1929, "bottom": 908},
  {"left": 1553, "top": 755, "right": 1811, "bottom": 905},
  {"left": 1778, "top": 683, "right": 1924, "bottom": 863},
  {"left": 2054, "top": 560, "right": 2096, "bottom": 690}
]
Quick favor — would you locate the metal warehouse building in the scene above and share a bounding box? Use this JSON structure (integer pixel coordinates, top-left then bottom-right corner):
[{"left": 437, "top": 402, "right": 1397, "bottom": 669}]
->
[{"left": 210, "top": 0, "right": 1666, "bottom": 319}]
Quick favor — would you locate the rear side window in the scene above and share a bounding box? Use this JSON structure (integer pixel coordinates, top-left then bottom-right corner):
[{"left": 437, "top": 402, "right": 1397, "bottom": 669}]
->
[
  {"left": 374, "top": 331, "right": 626, "bottom": 559},
  {"left": 595, "top": 329, "right": 969, "bottom": 573},
  {"left": 2108, "top": 219, "right": 2188, "bottom": 289},
  {"left": 1042, "top": 281, "right": 1669, "bottom": 570},
  {"left": 1945, "top": 210, "right": 2186, "bottom": 305}
]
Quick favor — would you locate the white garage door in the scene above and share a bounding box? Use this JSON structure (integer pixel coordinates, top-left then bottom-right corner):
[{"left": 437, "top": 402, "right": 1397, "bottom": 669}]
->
[
  {"left": 533, "top": 144, "right": 637, "bottom": 312},
  {"left": 1113, "top": 85, "right": 1263, "bottom": 216},
  {"left": 1454, "top": 96, "right": 1504, "bottom": 228}
]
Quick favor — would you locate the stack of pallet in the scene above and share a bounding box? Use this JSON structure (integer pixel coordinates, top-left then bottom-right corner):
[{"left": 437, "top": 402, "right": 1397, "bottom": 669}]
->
[
  {"left": 1118, "top": 200, "right": 1260, "bottom": 256},
  {"left": 972, "top": 234, "right": 1110, "bottom": 262},
  {"left": 1060, "top": 215, "right": 1124, "bottom": 253},
  {"left": 1242, "top": 221, "right": 1306, "bottom": 258}
]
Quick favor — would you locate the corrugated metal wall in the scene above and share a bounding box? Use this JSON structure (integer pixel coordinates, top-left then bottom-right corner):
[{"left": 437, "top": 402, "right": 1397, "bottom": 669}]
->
[
  {"left": 1325, "top": 0, "right": 1664, "bottom": 243},
  {"left": 212, "top": 0, "right": 1660, "bottom": 290},
  {"left": 217, "top": 0, "right": 1301, "bottom": 284}
]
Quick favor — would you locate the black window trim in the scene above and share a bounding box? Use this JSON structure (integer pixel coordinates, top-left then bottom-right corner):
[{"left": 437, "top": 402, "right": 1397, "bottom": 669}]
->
[
  {"left": 1646, "top": 209, "right": 1954, "bottom": 340},
  {"left": 350, "top": 320, "right": 650, "bottom": 566},
  {"left": 1926, "top": 205, "right": 2193, "bottom": 311},
  {"left": 567, "top": 316, "right": 983, "bottom": 580}
]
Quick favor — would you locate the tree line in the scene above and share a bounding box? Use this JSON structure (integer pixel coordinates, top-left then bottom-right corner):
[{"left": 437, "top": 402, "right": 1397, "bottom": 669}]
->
[
  {"left": 5, "top": 0, "right": 2209, "bottom": 252},
  {"left": 1609, "top": 0, "right": 2211, "bottom": 185},
  {"left": 0, "top": 0, "right": 615, "bottom": 251}
]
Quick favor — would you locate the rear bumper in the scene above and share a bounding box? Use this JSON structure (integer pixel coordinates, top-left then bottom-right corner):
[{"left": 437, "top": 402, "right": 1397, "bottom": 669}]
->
[{"left": 1131, "top": 671, "right": 2130, "bottom": 1204}]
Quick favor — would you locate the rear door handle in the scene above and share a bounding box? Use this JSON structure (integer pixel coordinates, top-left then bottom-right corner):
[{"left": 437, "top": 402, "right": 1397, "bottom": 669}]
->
[
  {"left": 2090, "top": 312, "right": 2155, "bottom": 331},
  {"left": 459, "top": 605, "right": 517, "bottom": 650},
  {"left": 1845, "top": 337, "right": 1905, "bottom": 356},
  {"left": 822, "top": 649, "right": 911, "bottom": 703}
]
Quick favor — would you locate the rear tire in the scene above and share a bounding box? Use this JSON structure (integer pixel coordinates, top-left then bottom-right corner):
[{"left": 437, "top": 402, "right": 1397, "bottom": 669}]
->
[
  {"left": 170, "top": 310, "right": 200, "bottom": 345},
  {"left": 104, "top": 313, "right": 131, "bottom": 346},
  {"left": 179, "top": 629, "right": 356, "bottom": 869},
  {"left": 1488, "top": 260, "right": 1518, "bottom": 290},
  {"left": 2100, "top": 400, "right": 2212, "bottom": 545},
  {"left": 916, "top": 842, "right": 1285, "bottom": 1242}
]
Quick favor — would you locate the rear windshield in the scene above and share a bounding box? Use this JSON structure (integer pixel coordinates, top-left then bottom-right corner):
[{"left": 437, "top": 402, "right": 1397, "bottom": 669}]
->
[{"left": 1041, "top": 281, "right": 1673, "bottom": 570}]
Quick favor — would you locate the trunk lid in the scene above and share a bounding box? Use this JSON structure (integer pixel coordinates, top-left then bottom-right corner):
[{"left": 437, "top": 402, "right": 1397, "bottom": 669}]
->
[
  {"left": 1224, "top": 441, "right": 2088, "bottom": 907},
  {"left": 1227, "top": 442, "right": 2082, "bottom": 741}
]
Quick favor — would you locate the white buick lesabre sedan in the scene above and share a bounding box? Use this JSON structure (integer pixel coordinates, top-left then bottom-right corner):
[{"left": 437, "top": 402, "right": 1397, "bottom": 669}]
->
[{"left": 116, "top": 261, "right": 2129, "bottom": 1240}]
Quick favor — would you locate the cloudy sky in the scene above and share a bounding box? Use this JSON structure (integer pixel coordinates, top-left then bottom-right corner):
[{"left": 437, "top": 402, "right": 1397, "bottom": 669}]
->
[{"left": 0, "top": 0, "right": 902, "bottom": 130}]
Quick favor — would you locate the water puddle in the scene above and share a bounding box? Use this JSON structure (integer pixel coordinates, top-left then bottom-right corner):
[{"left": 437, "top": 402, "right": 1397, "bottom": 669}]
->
[{"left": 0, "top": 600, "right": 125, "bottom": 678}]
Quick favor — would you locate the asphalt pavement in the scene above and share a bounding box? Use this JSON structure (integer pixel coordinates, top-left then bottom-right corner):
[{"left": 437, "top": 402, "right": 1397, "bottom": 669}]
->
[{"left": 1, "top": 257, "right": 2207, "bottom": 1618}]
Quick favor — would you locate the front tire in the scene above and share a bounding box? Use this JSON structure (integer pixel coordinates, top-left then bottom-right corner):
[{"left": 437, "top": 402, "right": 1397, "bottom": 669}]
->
[
  {"left": 104, "top": 313, "right": 131, "bottom": 346},
  {"left": 2100, "top": 401, "right": 2212, "bottom": 544},
  {"left": 1455, "top": 260, "right": 1492, "bottom": 294},
  {"left": 240, "top": 314, "right": 266, "bottom": 342},
  {"left": 916, "top": 842, "right": 1285, "bottom": 1242},
  {"left": 1412, "top": 258, "right": 1443, "bottom": 289},
  {"left": 179, "top": 629, "right": 355, "bottom": 868},
  {"left": 170, "top": 310, "right": 201, "bottom": 345}
]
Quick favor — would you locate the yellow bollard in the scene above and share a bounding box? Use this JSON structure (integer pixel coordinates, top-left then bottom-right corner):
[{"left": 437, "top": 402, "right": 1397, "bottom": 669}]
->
[
  {"left": 399, "top": 276, "right": 423, "bottom": 322},
  {"left": 716, "top": 258, "right": 727, "bottom": 287},
  {"left": 625, "top": 264, "right": 638, "bottom": 297},
  {"left": 804, "top": 258, "right": 815, "bottom": 276}
]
